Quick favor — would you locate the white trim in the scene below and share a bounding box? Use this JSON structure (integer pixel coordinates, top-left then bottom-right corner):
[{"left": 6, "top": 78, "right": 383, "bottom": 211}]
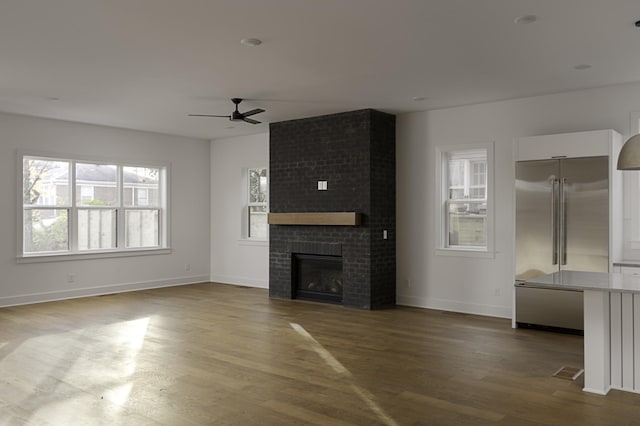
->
[
  {"left": 17, "top": 149, "right": 171, "bottom": 260},
  {"left": 237, "top": 239, "right": 269, "bottom": 247},
  {"left": 624, "top": 113, "right": 640, "bottom": 260},
  {"left": 211, "top": 273, "right": 268, "bottom": 288},
  {"left": 242, "top": 166, "right": 269, "bottom": 241},
  {"left": 435, "top": 141, "right": 495, "bottom": 256},
  {"left": 0, "top": 275, "right": 208, "bottom": 308},
  {"left": 397, "top": 294, "right": 511, "bottom": 319},
  {"left": 435, "top": 248, "right": 496, "bottom": 259},
  {"left": 17, "top": 248, "right": 172, "bottom": 263}
]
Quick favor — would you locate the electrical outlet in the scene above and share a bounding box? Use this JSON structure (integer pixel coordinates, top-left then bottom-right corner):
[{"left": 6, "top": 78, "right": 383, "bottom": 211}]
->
[
  {"left": 67, "top": 273, "right": 76, "bottom": 283},
  {"left": 494, "top": 288, "right": 501, "bottom": 296},
  {"left": 405, "top": 278, "right": 411, "bottom": 288},
  {"left": 184, "top": 264, "right": 191, "bottom": 271}
]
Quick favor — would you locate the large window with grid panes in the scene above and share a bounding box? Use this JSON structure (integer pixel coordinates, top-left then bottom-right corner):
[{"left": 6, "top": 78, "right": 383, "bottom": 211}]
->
[{"left": 20, "top": 154, "right": 168, "bottom": 257}]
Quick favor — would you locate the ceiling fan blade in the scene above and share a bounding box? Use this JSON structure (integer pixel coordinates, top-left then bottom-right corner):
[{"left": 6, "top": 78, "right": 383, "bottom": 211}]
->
[
  {"left": 242, "top": 117, "right": 261, "bottom": 125},
  {"left": 188, "top": 114, "right": 231, "bottom": 118},
  {"left": 241, "top": 108, "right": 265, "bottom": 117}
]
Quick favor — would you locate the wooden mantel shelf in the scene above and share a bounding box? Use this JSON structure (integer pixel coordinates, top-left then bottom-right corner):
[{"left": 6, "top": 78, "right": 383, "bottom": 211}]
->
[{"left": 268, "top": 212, "right": 361, "bottom": 226}]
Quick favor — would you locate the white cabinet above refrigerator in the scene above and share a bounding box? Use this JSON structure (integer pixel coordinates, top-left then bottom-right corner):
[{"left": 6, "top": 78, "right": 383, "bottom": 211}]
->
[{"left": 515, "top": 129, "right": 622, "bottom": 162}]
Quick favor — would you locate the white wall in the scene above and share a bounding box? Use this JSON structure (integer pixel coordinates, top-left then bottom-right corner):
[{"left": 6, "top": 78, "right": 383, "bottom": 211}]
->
[
  {"left": 205, "top": 82, "right": 640, "bottom": 319},
  {"left": 397, "top": 81, "right": 640, "bottom": 318},
  {"left": 210, "top": 133, "right": 269, "bottom": 288},
  {"left": 0, "top": 112, "right": 211, "bottom": 306}
]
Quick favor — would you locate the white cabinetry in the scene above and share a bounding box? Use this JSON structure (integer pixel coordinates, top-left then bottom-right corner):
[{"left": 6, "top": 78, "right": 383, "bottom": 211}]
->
[
  {"left": 514, "top": 129, "right": 624, "bottom": 271},
  {"left": 620, "top": 266, "right": 640, "bottom": 277},
  {"left": 515, "top": 129, "right": 621, "bottom": 162}
]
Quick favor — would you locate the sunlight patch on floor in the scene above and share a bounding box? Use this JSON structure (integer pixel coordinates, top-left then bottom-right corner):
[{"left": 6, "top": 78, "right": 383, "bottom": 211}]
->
[
  {"left": 290, "top": 322, "right": 348, "bottom": 374},
  {"left": 0, "top": 316, "right": 150, "bottom": 422},
  {"left": 290, "top": 322, "right": 399, "bottom": 426}
]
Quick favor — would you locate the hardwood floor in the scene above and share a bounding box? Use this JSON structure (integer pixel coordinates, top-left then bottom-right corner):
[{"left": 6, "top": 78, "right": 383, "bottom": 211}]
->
[{"left": 1, "top": 283, "right": 640, "bottom": 425}]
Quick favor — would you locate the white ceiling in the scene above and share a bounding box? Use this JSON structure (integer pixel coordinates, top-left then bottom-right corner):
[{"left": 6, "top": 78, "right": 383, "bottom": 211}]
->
[{"left": 1, "top": 0, "right": 639, "bottom": 140}]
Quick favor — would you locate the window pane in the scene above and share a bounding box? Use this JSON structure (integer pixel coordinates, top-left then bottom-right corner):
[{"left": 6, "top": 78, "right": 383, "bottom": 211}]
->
[
  {"left": 469, "top": 188, "right": 486, "bottom": 199},
  {"left": 249, "top": 168, "right": 268, "bottom": 203},
  {"left": 125, "top": 210, "right": 159, "bottom": 248},
  {"left": 76, "top": 163, "right": 117, "bottom": 206},
  {"left": 124, "top": 167, "right": 160, "bottom": 207},
  {"left": 471, "top": 161, "right": 486, "bottom": 187},
  {"left": 23, "top": 158, "right": 70, "bottom": 206},
  {"left": 78, "top": 209, "right": 116, "bottom": 250},
  {"left": 449, "top": 188, "right": 465, "bottom": 199},
  {"left": 248, "top": 205, "right": 268, "bottom": 239},
  {"left": 448, "top": 202, "right": 486, "bottom": 247},
  {"left": 23, "top": 209, "right": 68, "bottom": 253},
  {"left": 447, "top": 159, "right": 464, "bottom": 189}
]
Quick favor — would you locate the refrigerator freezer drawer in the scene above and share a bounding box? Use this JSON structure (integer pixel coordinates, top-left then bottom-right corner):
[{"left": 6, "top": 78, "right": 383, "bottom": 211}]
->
[{"left": 515, "top": 285, "right": 583, "bottom": 331}]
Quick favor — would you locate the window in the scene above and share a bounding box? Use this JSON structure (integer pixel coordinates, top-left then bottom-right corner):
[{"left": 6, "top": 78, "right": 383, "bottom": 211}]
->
[
  {"left": 21, "top": 154, "right": 168, "bottom": 257},
  {"left": 436, "top": 144, "right": 493, "bottom": 254},
  {"left": 247, "top": 167, "right": 268, "bottom": 240}
]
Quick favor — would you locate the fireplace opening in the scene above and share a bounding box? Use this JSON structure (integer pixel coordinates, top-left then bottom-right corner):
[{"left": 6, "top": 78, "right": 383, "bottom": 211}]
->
[{"left": 292, "top": 253, "right": 343, "bottom": 304}]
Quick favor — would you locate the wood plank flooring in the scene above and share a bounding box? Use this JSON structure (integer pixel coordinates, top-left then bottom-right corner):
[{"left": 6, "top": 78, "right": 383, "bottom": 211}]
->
[{"left": 1, "top": 283, "right": 640, "bottom": 425}]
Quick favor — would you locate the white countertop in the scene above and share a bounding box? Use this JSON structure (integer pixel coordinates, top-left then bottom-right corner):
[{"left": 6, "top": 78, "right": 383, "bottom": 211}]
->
[{"left": 519, "top": 270, "right": 640, "bottom": 293}]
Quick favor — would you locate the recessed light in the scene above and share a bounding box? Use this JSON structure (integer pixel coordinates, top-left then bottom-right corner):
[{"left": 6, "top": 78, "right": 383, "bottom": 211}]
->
[
  {"left": 412, "top": 96, "right": 427, "bottom": 101},
  {"left": 514, "top": 14, "right": 538, "bottom": 25},
  {"left": 46, "top": 97, "right": 60, "bottom": 101},
  {"left": 240, "top": 38, "right": 262, "bottom": 47},
  {"left": 574, "top": 64, "right": 592, "bottom": 70}
]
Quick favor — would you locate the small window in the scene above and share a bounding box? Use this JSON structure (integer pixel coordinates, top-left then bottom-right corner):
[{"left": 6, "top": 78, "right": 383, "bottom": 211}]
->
[
  {"left": 247, "top": 167, "right": 268, "bottom": 240},
  {"left": 437, "top": 144, "right": 493, "bottom": 254}
]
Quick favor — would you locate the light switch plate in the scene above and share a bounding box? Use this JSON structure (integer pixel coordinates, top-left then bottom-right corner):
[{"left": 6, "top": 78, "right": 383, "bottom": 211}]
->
[{"left": 317, "top": 180, "right": 328, "bottom": 190}]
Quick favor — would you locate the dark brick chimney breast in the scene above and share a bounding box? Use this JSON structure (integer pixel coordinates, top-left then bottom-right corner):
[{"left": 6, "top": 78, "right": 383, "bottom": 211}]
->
[{"left": 268, "top": 109, "right": 396, "bottom": 309}]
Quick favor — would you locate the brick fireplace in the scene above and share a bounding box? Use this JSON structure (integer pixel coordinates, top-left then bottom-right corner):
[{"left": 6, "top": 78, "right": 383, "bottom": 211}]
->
[{"left": 268, "top": 109, "right": 396, "bottom": 309}]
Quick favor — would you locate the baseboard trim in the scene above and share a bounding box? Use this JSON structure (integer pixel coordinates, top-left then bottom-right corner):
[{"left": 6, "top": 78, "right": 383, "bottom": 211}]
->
[
  {"left": 0, "top": 275, "right": 210, "bottom": 308},
  {"left": 211, "top": 274, "right": 268, "bottom": 289},
  {"left": 583, "top": 386, "right": 611, "bottom": 396},
  {"left": 397, "top": 294, "right": 511, "bottom": 319}
]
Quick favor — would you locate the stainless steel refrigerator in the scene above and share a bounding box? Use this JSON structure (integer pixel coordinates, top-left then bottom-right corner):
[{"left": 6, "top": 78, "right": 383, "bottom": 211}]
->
[{"left": 515, "top": 156, "right": 609, "bottom": 331}]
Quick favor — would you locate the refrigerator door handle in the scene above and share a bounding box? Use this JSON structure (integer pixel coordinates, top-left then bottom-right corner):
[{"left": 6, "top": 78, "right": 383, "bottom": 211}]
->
[
  {"left": 560, "top": 178, "right": 568, "bottom": 265},
  {"left": 551, "top": 178, "right": 559, "bottom": 265}
]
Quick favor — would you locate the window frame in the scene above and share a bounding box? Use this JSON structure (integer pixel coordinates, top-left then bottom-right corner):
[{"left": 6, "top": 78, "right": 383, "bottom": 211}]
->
[
  {"left": 435, "top": 142, "right": 495, "bottom": 258},
  {"left": 17, "top": 150, "right": 171, "bottom": 262},
  {"left": 243, "top": 166, "right": 269, "bottom": 241}
]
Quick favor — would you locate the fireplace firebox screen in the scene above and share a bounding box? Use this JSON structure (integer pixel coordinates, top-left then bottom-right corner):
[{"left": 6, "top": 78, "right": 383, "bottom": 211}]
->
[{"left": 292, "top": 254, "right": 343, "bottom": 303}]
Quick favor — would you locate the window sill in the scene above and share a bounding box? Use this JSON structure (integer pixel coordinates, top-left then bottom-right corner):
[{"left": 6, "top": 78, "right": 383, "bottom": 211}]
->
[
  {"left": 17, "top": 248, "right": 172, "bottom": 264},
  {"left": 435, "top": 248, "right": 495, "bottom": 259},
  {"left": 237, "top": 239, "right": 269, "bottom": 247}
]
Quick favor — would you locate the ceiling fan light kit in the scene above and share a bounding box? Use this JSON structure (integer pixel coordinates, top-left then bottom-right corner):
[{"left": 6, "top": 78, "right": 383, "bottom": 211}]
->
[{"left": 189, "top": 98, "right": 265, "bottom": 124}]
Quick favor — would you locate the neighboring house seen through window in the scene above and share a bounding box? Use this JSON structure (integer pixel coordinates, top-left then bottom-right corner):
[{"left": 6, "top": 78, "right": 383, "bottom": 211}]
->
[{"left": 21, "top": 155, "right": 167, "bottom": 257}]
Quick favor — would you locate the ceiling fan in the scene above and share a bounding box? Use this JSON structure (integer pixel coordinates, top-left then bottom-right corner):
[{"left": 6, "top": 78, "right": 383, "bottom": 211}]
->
[{"left": 189, "top": 98, "right": 265, "bottom": 124}]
